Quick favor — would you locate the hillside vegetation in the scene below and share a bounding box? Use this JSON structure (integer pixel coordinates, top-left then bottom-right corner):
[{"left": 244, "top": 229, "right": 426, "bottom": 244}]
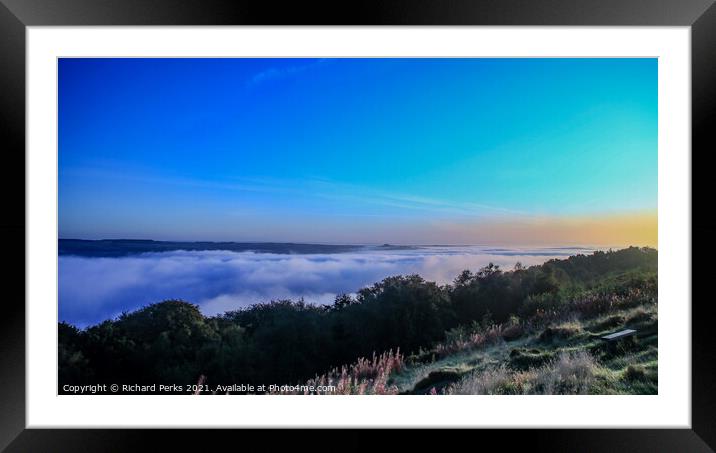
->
[{"left": 59, "top": 247, "right": 657, "bottom": 395}]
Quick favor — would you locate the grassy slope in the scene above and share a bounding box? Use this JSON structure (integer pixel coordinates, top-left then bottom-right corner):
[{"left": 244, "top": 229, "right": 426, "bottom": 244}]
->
[
  {"left": 391, "top": 300, "right": 657, "bottom": 395},
  {"left": 277, "top": 267, "right": 658, "bottom": 395}
]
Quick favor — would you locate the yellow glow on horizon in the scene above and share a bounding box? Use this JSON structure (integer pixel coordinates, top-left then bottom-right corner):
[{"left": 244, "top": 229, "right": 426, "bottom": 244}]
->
[{"left": 439, "top": 211, "right": 657, "bottom": 248}]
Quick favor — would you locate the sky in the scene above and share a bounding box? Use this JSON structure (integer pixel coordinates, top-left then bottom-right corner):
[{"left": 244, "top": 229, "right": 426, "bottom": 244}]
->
[{"left": 58, "top": 58, "right": 657, "bottom": 247}]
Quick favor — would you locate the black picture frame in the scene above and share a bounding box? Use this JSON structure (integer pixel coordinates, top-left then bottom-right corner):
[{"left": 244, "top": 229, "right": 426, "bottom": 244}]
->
[{"left": 1, "top": 0, "right": 713, "bottom": 450}]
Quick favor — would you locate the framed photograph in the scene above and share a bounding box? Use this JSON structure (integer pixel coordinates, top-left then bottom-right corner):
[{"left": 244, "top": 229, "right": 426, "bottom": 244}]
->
[{"left": 2, "top": 0, "right": 714, "bottom": 449}]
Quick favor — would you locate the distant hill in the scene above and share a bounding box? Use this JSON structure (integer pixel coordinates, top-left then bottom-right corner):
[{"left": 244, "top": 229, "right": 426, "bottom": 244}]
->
[{"left": 58, "top": 239, "right": 368, "bottom": 257}]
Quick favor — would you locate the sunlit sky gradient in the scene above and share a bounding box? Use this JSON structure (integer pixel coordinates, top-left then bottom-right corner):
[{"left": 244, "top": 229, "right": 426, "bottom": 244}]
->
[{"left": 59, "top": 58, "right": 657, "bottom": 247}]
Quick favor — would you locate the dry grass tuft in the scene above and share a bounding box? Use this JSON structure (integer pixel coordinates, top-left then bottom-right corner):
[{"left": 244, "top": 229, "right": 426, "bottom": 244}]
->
[
  {"left": 272, "top": 349, "right": 404, "bottom": 395},
  {"left": 447, "top": 351, "right": 598, "bottom": 395}
]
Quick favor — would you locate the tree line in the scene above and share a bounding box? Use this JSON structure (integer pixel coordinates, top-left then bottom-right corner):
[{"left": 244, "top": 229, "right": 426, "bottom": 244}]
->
[{"left": 59, "top": 247, "right": 657, "bottom": 392}]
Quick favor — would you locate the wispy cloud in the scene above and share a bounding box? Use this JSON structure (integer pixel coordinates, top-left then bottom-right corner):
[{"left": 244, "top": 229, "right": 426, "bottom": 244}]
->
[
  {"left": 245, "top": 59, "right": 329, "bottom": 88},
  {"left": 60, "top": 167, "right": 654, "bottom": 246},
  {"left": 305, "top": 178, "right": 527, "bottom": 217},
  {"left": 63, "top": 166, "right": 523, "bottom": 220}
]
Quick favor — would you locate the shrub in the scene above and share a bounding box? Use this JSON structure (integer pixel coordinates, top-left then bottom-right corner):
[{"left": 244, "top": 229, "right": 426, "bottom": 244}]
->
[
  {"left": 447, "top": 365, "right": 523, "bottom": 395},
  {"left": 502, "top": 315, "right": 524, "bottom": 341},
  {"left": 623, "top": 365, "right": 647, "bottom": 382},
  {"left": 501, "top": 323, "right": 524, "bottom": 341},
  {"left": 589, "top": 315, "right": 626, "bottom": 333},
  {"left": 625, "top": 307, "right": 655, "bottom": 327},
  {"left": 531, "top": 351, "right": 597, "bottom": 394},
  {"left": 413, "top": 368, "right": 466, "bottom": 394},
  {"left": 538, "top": 321, "right": 582, "bottom": 343},
  {"left": 509, "top": 348, "right": 554, "bottom": 370},
  {"left": 435, "top": 322, "right": 504, "bottom": 357}
]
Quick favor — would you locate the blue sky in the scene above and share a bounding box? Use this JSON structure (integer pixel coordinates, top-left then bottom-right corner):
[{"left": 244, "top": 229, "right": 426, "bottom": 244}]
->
[{"left": 58, "top": 58, "right": 657, "bottom": 245}]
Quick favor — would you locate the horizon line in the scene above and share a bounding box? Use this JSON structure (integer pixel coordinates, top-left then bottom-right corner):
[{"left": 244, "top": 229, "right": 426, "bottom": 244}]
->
[{"left": 58, "top": 237, "right": 654, "bottom": 250}]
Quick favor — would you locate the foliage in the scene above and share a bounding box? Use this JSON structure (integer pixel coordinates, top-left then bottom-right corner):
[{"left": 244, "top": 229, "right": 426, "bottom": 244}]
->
[{"left": 58, "top": 247, "right": 657, "bottom": 393}]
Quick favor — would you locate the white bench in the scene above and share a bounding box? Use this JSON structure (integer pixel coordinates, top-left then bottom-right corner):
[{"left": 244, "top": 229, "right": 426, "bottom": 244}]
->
[{"left": 600, "top": 329, "right": 637, "bottom": 342}]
